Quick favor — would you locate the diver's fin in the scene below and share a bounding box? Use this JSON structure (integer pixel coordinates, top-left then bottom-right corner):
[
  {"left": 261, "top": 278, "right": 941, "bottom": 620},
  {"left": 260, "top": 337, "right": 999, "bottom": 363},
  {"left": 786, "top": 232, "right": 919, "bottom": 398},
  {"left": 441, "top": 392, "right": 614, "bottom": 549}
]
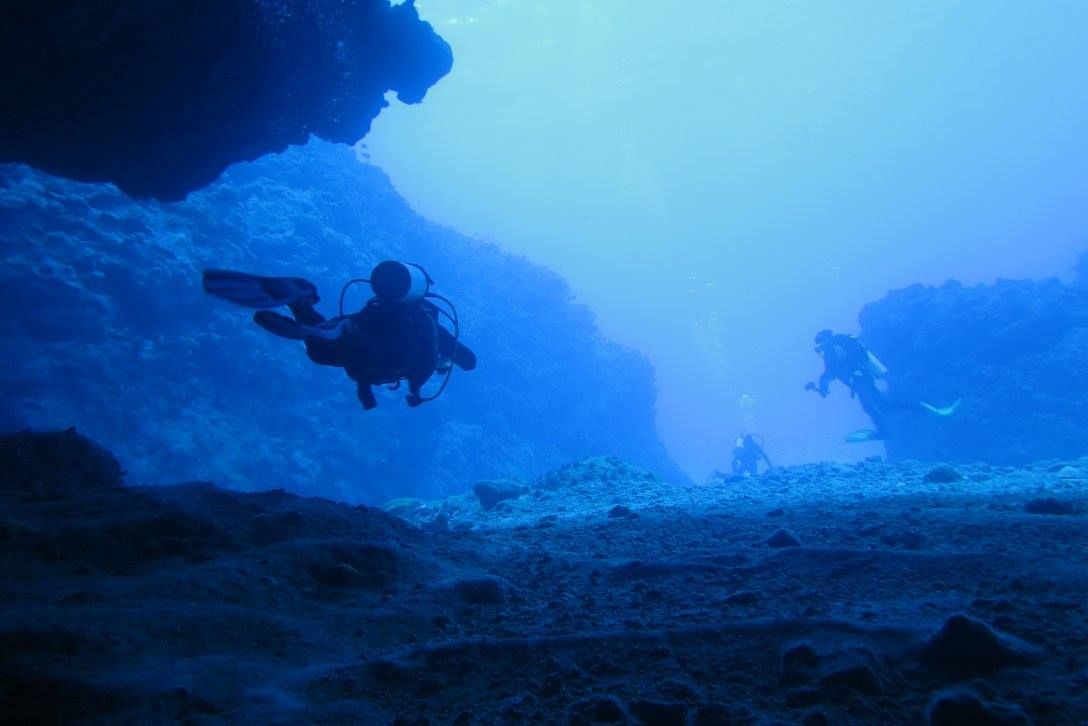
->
[
  {"left": 920, "top": 399, "right": 961, "bottom": 417},
  {"left": 253, "top": 311, "right": 349, "bottom": 341},
  {"left": 203, "top": 270, "right": 319, "bottom": 309},
  {"left": 845, "top": 429, "right": 883, "bottom": 444}
]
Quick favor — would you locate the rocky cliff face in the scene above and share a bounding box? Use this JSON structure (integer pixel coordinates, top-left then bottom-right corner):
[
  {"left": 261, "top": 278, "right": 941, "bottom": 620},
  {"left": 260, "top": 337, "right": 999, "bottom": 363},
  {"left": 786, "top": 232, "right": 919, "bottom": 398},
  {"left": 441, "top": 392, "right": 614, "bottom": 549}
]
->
[
  {"left": 859, "top": 278, "right": 1088, "bottom": 465},
  {"left": 0, "top": 0, "right": 450, "bottom": 200},
  {"left": 0, "top": 141, "right": 685, "bottom": 501}
]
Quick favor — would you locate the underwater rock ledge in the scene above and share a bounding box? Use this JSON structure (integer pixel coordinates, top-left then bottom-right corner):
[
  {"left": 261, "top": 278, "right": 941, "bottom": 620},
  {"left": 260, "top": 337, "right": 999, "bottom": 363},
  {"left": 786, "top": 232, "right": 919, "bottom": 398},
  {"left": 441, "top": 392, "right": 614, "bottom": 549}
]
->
[
  {"left": 0, "top": 0, "right": 451, "bottom": 201},
  {"left": 2, "top": 435, "right": 1088, "bottom": 722},
  {"left": 4, "top": 431, "right": 1084, "bottom": 722}
]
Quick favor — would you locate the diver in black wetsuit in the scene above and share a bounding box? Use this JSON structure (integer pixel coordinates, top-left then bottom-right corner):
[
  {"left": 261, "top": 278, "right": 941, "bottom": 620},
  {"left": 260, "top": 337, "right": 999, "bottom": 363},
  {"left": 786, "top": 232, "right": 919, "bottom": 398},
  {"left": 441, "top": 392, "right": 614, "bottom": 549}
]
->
[
  {"left": 203, "top": 261, "right": 476, "bottom": 410},
  {"left": 731, "top": 434, "right": 772, "bottom": 476},
  {"left": 805, "top": 329, "right": 957, "bottom": 442}
]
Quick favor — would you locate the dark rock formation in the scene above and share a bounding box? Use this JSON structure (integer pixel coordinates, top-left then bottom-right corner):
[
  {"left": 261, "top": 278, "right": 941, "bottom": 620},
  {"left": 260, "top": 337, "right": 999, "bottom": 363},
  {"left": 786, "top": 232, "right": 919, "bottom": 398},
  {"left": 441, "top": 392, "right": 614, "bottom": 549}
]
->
[
  {"left": 0, "top": 428, "right": 123, "bottom": 497},
  {"left": 473, "top": 480, "right": 528, "bottom": 512},
  {"left": 927, "top": 688, "right": 1029, "bottom": 726},
  {"left": 923, "top": 466, "right": 963, "bottom": 484},
  {"left": 767, "top": 529, "right": 801, "bottom": 548},
  {"left": 919, "top": 614, "right": 1038, "bottom": 678},
  {"left": 0, "top": 142, "right": 686, "bottom": 501},
  {"left": 1024, "top": 497, "right": 1079, "bottom": 515},
  {"left": 0, "top": 0, "right": 450, "bottom": 200},
  {"left": 859, "top": 278, "right": 1088, "bottom": 464}
]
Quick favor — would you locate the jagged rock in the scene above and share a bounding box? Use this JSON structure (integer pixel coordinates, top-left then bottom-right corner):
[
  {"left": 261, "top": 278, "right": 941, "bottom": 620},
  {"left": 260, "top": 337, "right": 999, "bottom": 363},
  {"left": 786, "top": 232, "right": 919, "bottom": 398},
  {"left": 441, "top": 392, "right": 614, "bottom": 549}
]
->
[
  {"left": 421, "top": 513, "right": 450, "bottom": 532},
  {"left": 629, "top": 699, "right": 687, "bottom": 725},
  {"left": 924, "top": 466, "right": 963, "bottom": 484},
  {"left": 880, "top": 529, "right": 927, "bottom": 550},
  {"left": 382, "top": 498, "right": 427, "bottom": 517},
  {"left": 537, "top": 674, "right": 562, "bottom": 699},
  {"left": 434, "top": 575, "right": 508, "bottom": 605},
  {"left": 781, "top": 643, "right": 821, "bottom": 685},
  {"left": 0, "top": 0, "right": 452, "bottom": 200},
  {"left": 0, "top": 429, "right": 123, "bottom": 497},
  {"left": 473, "top": 480, "right": 528, "bottom": 511},
  {"left": 694, "top": 704, "right": 746, "bottom": 725},
  {"left": 570, "top": 695, "right": 627, "bottom": 723},
  {"left": 1024, "top": 497, "right": 1078, "bottom": 515},
  {"left": 310, "top": 562, "right": 370, "bottom": 588},
  {"left": 819, "top": 663, "right": 883, "bottom": 696},
  {"left": 767, "top": 529, "right": 801, "bottom": 548},
  {"left": 802, "top": 711, "right": 831, "bottom": 726},
  {"left": 1054, "top": 465, "right": 1085, "bottom": 480},
  {"left": 920, "top": 615, "right": 1038, "bottom": 678},
  {"left": 724, "top": 591, "right": 760, "bottom": 606},
  {"left": 785, "top": 687, "right": 823, "bottom": 708},
  {"left": 307, "top": 543, "right": 402, "bottom": 589},
  {"left": 249, "top": 510, "right": 304, "bottom": 546},
  {"left": 927, "top": 688, "right": 1029, "bottom": 725}
]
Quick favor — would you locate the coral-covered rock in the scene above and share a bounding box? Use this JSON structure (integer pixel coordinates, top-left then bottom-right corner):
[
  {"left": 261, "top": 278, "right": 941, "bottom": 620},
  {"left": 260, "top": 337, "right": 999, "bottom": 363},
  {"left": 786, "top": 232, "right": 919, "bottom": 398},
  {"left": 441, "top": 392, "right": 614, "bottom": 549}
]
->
[
  {"left": 859, "top": 279, "right": 1088, "bottom": 464},
  {"left": 473, "top": 480, "right": 528, "bottom": 512},
  {"left": 0, "top": 143, "right": 686, "bottom": 502}
]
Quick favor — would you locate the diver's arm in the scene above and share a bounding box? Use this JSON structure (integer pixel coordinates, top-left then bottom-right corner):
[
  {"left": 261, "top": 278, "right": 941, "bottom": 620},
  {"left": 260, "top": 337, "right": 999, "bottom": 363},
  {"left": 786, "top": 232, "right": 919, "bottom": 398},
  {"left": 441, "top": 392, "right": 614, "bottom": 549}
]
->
[
  {"left": 437, "top": 326, "right": 477, "bottom": 371},
  {"left": 816, "top": 364, "right": 833, "bottom": 396},
  {"left": 760, "top": 448, "right": 772, "bottom": 468}
]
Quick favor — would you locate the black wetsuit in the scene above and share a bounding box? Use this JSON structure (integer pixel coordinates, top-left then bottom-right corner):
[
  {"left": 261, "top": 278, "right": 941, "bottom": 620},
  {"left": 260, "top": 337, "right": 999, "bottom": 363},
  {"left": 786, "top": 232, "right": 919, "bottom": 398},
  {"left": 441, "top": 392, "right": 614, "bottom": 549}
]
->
[
  {"left": 289, "top": 298, "right": 475, "bottom": 409},
  {"left": 816, "top": 334, "right": 918, "bottom": 437}
]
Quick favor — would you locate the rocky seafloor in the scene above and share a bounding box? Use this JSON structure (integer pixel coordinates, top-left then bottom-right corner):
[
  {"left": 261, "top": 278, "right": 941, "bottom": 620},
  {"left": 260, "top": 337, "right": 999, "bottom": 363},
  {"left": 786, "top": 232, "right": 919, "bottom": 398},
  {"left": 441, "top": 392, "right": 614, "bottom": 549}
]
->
[{"left": 3, "top": 431, "right": 1087, "bottom": 724}]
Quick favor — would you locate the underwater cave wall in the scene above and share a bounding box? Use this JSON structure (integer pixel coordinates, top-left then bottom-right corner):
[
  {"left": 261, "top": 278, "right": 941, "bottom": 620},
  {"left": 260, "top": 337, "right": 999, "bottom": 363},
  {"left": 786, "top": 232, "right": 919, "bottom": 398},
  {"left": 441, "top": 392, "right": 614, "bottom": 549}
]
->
[
  {"left": 859, "top": 278, "right": 1088, "bottom": 465},
  {"left": 0, "top": 141, "right": 685, "bottom": 501},
  {"left": 0, "top": 0, "right": 451, "bottom": 201}
]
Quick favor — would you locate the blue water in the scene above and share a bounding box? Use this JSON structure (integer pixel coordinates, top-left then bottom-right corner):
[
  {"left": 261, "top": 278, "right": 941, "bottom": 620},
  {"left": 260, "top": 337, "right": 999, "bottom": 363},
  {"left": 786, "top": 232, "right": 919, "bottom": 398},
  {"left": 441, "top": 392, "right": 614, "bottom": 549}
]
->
[{"left": 369, "top": 1, "right": 1088, "bottom": 479}]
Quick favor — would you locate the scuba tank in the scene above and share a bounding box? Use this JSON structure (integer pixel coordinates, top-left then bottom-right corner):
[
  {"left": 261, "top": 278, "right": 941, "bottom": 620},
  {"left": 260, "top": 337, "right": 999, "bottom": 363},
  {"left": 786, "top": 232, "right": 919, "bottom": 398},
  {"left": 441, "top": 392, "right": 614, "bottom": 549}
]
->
[
  {"left": 865, "top": 350, "right": 888, "bottom": 379},
  {"left": 369, "top": 260, "right": 432, "bottom": 303}
]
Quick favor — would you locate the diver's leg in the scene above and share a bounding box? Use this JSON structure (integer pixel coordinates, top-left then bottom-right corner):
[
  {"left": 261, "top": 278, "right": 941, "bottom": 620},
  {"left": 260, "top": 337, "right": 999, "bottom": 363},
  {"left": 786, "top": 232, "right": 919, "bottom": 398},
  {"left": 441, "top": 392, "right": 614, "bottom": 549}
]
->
[
  {"left": 878, "top": 398, "right": 925, "bottom": 413},
  {"left": 356, "top": 382, "right": 377, "bottom": 410},
  {"left": 288, "top": 301, "right": 327, "bottom": 326},
  {"left": 856, "top": 384, "right": 888, "bottom": 438},
  {"left": 405, "top": 372, "right": 428, "bottom": 407}
]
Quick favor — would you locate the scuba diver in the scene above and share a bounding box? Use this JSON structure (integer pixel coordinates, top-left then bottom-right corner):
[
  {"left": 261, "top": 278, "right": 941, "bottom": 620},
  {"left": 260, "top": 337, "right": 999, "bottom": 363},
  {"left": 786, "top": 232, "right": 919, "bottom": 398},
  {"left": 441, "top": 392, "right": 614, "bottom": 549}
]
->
[
  {"left": 731, "top": 434, "right": 772, "bottom": 476},
  {"left": 805, "top": 329, "right": 959, "bottom": 443},
  {"left": 202, "top": 261, "right": 476, "bottom": 410}
]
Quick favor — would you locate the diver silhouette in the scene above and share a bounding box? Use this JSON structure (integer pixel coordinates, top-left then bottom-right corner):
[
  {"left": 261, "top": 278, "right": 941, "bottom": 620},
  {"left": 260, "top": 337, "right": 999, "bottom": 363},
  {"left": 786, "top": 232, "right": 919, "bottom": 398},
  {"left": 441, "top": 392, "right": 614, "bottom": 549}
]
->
[
  {"left": 806, "top": 329, "right": 958, "bottom": 442},
  {"left": 731, "top": 434, "right": 772, "bottom": 476},
  {"left": 203, "top": 261, "right": 476, "bottom": 409}
]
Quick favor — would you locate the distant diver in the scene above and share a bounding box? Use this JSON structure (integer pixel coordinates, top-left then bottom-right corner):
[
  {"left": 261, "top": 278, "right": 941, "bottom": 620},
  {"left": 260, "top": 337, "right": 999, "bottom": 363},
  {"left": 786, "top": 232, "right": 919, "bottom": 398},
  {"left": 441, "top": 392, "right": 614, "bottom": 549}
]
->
[
  {"left": 731, "top": 433, "right": 772, "bottom": 476},
  {"left": 805, "top": 329, "right": 959, "bottom": 443},
  {"left": 203, "top": 261, "right": 476, "bottom": 409}
]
